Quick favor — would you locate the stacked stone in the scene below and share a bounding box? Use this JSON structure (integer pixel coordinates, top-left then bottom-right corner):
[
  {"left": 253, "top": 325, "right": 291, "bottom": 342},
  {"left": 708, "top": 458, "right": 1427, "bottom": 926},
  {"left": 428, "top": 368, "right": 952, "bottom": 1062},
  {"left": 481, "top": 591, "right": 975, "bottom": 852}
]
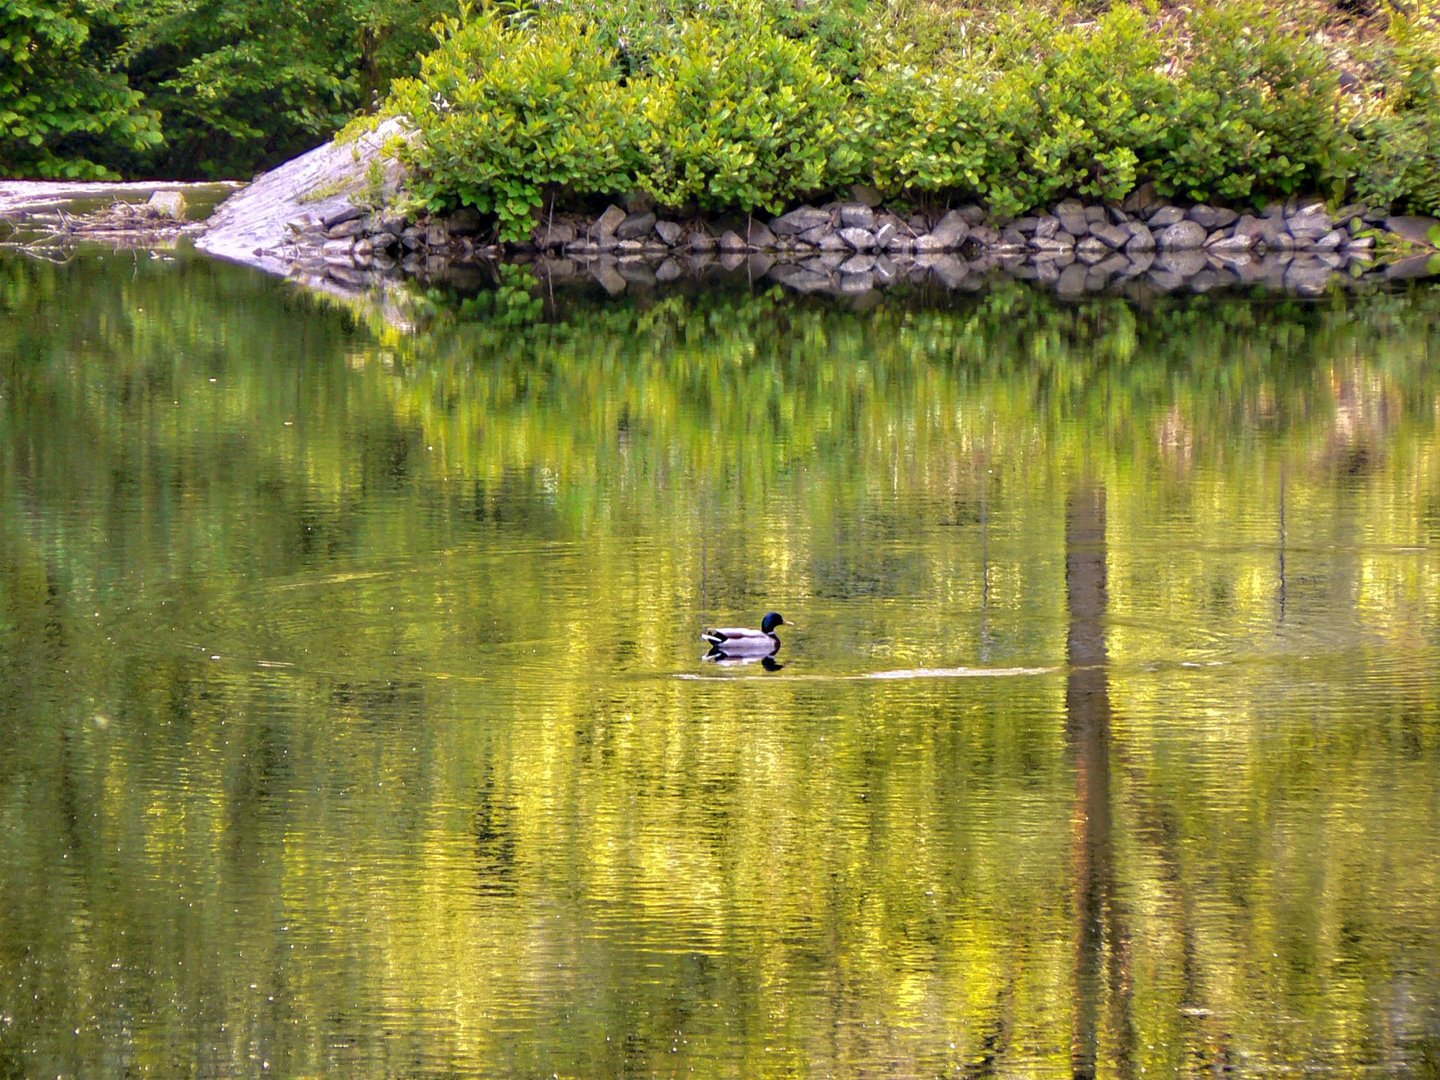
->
[{"left": 305, "top": 192, "right": 1438, "bottom": 296}]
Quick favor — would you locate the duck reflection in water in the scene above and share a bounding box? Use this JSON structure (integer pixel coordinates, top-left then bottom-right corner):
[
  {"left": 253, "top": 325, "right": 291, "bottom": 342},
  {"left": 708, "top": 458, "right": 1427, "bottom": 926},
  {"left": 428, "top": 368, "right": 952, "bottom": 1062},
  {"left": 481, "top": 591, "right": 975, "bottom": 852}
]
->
[{"left": 701, "top": 612, "right": 791, "bottom": 669}]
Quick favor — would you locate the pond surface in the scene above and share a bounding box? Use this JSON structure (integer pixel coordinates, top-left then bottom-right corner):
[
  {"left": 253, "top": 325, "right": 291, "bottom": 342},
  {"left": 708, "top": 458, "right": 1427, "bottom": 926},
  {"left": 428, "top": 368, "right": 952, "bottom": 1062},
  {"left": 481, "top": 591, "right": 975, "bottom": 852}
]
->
[{"left": 2, "top": 249, "right": 1439, "bottom": 1077}]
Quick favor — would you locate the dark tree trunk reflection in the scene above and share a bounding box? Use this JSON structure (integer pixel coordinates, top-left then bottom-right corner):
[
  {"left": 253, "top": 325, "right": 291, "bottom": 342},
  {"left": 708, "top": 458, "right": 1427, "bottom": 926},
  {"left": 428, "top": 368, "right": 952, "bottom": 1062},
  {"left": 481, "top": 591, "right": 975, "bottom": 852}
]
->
[{"left": 1065, "top": 483, "right": 1134, "bottom": 1079}]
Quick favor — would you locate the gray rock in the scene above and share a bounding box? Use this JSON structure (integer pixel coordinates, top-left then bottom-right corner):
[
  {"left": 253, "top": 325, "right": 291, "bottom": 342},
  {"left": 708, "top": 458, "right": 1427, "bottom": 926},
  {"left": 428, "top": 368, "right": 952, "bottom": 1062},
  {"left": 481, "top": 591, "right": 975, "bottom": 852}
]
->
[
  {"left": 591, "top": 261, "right": 627, "bottom": 295},
  {"left": 1032, "top": 234, "right": 1075, "bottom": 253},
  {"left": 817, "top": 232, "right": 849, "bottom": 252},
  {"left": 146, "top": 190, "right": 188, "bottom": 221},
  {"left": 930, "top": 210, "right": 971, "bottom": 248},
  {"left": 1149, "top": 205, "right": 1185, "bottom": 227},
  {"left": 615, "top": 239, "right": 646, "bottom": 254},
  {"left": 1155, "top": 249, "right": 1208, "bottom": 276},
  {"left": 772, "top": 207, "right": 832, "bottom": 235},
  {"left": 321, "top": 204, "right": 365, "bottom": 228},
  {"left": 838, "top": 227, "right": 877, "bottom": 252},
  {"left": 424, "top": 221, "right": 449, "bottom": 247},
  {"left": 1312, "top": 230, "right": 1345, "bottom": 251},
  {"left": 1084, "top": 205, "right": 1108, "bottom": 225},
  {"left": 1034, "top": 215, "right": 1060, "bottom": 240},
  {"left": 1287, "top": 210, "right": 1333, "bottom": 240},
  {"left": 1124, "top": 225, "right": 1156, "bottom": 253},
  {"left": 1284, "top": 258, "right": 1333, "bottom": 295},
  {"left": 1385, "top": 252, "right": 1440, "bottom": 279},
  {"left": 1053, "top": 198, "right": 1085, "bottom": 216},
  {"left": 1206, "top": 233, "right": 1255, "bottom": 252},
  {"left": 327, "top": 217, "right": 367, "bottom": 239},
  {"left": 747, "top": 253, "right": 776, "bottom": 278},
  {"left": 1092, "top": 253, "right": 1132, "bottom": 277},
  {"left": 913, "top": 234, "right": 949, "bottom": 254},
  {"left": 321, "top": 238, "right": 355, "bottom": 263},
  {"left": 1011, "top": 216, "right": 1040, "bottom": 234},
  {"left": 1057, "top": 210, "right": 1089, "bottom": 238},
  {"left": 616, "top": 211, "right": 657, "bottom": 241},
  {"left": 769, "top": 264, "right": 834, "bottom": 293},
  {"left": 840, "top": 254, "right": 877, "bottom": 274},
  {"left": 1121, "top": 182, "right": 1159, "bottom": 214},
  {"left": 717, "top": 230, "right": 747, "bottom": 253},
  {"left": 1157, "top": 220, "right": 1209, "bottom": 251},
  {"left": 1384, "top": 215, "right": 1440, "bottom": 247},
  {"left": 1186, "top": 205, "right": 1237, "bottom": 230},
  {"left": 1343, "top": 234, "right": 1375, "bottom": 250},
  {"left": 839, "top": 271, "right": 877, "bottom": 295},
  {"left": 967, "top": 225, "right": 999, "bottom": 248},
  {"left": 874, "top": 222, "right": 896, "bottom": 249},
  {"left": 746, "top": 220, "right": 777, "bottom": 249},
  {"left": 1056, "top": 262, "right": 1090, "bottom": 296},
  {"left": 535, "top": 220, "right": 576, "bottom": 247},
  {"left": 1121, "top": 250, "right": 1154, "bottom": 275},
  {"left": 400, "top": 226, "right": 425, "bottom": 251},
  {"left": 591, "top": 204, "right": 628, "bottom": 241},
  {"left": 655, "top": 258, "right": 684, "bottom": 283},
  {"left": 1089, "top": 223, "right": 1130, "bottom": 249},
  {"left": 1075, "top": 237, "right": 1110, "bottom": 263},
  {"left": 654, "top": 220, "right": 683, "bottom": 246},
  {"left": 617, "top": 258, "right": 658, "bottom": 287},
  {"left": 1207, "top": 248, "right": 1253, "bottom": 270},
  {"left": 1001, "top": 227, "right": 1027, "bottom": 248},
  {"left": 689, "top": 229, "right": 717, "bottom": 251},
  {"left": 838, "top": 204, "right": 876, "bottom": 230},
  {"left": 925, "top": 255, "right": 969, "bottom": 288}
]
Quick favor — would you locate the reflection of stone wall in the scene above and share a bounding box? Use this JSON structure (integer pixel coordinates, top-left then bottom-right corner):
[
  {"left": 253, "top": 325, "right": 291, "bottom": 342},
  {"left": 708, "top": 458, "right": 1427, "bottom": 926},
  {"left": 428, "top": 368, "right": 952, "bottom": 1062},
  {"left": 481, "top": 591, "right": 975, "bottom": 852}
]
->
[{"left": 297, "top": 192, "right": 1439, "bottom": 299}]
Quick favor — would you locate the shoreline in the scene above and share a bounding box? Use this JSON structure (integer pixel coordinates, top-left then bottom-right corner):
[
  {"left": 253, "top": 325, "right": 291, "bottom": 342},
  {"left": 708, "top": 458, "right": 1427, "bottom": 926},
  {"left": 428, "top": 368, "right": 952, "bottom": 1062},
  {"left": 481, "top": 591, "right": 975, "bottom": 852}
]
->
[{"left": 4, "top": 174, "right": 1438, "bottom": 300}]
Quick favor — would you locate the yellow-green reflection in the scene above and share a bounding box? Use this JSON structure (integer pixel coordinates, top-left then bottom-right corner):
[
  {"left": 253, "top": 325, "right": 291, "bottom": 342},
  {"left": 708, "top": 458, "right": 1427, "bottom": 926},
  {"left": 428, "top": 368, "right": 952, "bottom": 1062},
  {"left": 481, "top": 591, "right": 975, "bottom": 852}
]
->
[{"left": 1, "top": 251, "right": 1438, "bottom": 1076}]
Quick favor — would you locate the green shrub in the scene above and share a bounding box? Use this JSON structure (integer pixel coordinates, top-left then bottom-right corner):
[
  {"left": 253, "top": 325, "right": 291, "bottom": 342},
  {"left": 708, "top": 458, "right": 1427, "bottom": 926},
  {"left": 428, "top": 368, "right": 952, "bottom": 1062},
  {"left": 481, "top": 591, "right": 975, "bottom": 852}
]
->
[
  {"left": 856, "top": 5, "right": 1167, "bottom": 216},
  {"left": 374, "top": 0, "right": 1440, "bottom": 230},
  {"left": 388, "top": 12, "right": 647, "bottom": 240},
  {"left": 1143, "top": 2, "right": 1344, "bottom": 204},
  {"left": 639, "top": 6, "right": 858, "bottom": 212},
  {"left": 1348, "top": 9, "right": 1440, "bottom": 213}
]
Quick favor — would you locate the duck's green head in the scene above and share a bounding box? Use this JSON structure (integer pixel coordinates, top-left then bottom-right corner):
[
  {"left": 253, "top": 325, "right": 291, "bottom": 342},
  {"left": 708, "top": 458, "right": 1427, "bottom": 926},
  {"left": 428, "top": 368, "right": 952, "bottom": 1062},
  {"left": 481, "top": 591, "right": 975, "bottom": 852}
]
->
[{"left": 761, "top": 611, "right": 785, "bottom": 634}]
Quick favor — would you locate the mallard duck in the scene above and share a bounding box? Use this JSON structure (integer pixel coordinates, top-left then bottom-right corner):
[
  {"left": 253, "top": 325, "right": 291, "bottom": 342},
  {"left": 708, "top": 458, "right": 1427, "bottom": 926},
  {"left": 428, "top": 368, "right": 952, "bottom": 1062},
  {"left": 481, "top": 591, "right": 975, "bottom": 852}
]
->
[{"left": 701, "top": 612, "right": 789, "bottom": 657}]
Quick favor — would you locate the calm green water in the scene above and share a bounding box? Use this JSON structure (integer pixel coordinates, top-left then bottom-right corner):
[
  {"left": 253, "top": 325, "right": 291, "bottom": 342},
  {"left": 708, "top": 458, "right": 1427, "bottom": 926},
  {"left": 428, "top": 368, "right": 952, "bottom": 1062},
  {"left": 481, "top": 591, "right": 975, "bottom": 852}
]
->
[{"left": 2, "top": 250, "right": 1439, "bottom": 1077}]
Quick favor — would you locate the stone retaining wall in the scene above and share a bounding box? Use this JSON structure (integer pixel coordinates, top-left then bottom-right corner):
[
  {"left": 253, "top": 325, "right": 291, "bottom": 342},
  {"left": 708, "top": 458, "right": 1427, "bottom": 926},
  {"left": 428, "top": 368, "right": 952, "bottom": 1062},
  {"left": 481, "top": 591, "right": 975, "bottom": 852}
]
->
[{"left": 286, "top": 189, "right": 1439, "bottom": 298}]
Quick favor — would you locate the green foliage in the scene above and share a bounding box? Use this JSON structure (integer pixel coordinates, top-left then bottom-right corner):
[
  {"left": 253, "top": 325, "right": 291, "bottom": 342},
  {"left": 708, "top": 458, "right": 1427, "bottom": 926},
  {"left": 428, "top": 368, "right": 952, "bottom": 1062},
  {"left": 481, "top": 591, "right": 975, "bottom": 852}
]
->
[
  {"left": 1144, "top": 3, "right": 1346, "bottom": 203},
  {"left": 0, "top": 0, "right": 162, "bottom": 178},
  {"left": 639, "top": 6, "right": 857, "bottom": 212},
  {"left": 388, "top": 12, "right": 646, "bottom": 240},
  {"left": 116, "top": 0, "right": 457, "bottom": 177},
  {"left": 1349, "top": 8, "right": 1440, "bottom": 213}
]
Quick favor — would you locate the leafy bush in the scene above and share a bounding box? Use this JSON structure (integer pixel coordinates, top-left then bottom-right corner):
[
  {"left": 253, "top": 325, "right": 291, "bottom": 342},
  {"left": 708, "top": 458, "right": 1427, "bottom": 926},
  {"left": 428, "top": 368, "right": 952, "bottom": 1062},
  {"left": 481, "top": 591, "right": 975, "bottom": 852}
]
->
[
  {"left": 639, "top": 6, "right": 858, "bottom": 212},
  {"left": 373, "top": 0, "right": 1440, "bottom": 229},
  {"left": 1349, "top": 8, "right": 1440, "bottom": 213},
  {"left": 387, "top": 12, "right": 647, "bottom": 239},
  {"left": 1142, "top": 3, "right": 1345, "bottom": 203}
]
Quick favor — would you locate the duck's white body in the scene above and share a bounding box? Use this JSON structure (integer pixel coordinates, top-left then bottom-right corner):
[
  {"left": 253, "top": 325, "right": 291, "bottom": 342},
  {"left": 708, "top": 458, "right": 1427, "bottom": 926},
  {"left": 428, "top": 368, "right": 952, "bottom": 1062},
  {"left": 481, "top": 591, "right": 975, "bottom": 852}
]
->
[{"left": 700, "top": 612, "right": 789, "bottom": 657}]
